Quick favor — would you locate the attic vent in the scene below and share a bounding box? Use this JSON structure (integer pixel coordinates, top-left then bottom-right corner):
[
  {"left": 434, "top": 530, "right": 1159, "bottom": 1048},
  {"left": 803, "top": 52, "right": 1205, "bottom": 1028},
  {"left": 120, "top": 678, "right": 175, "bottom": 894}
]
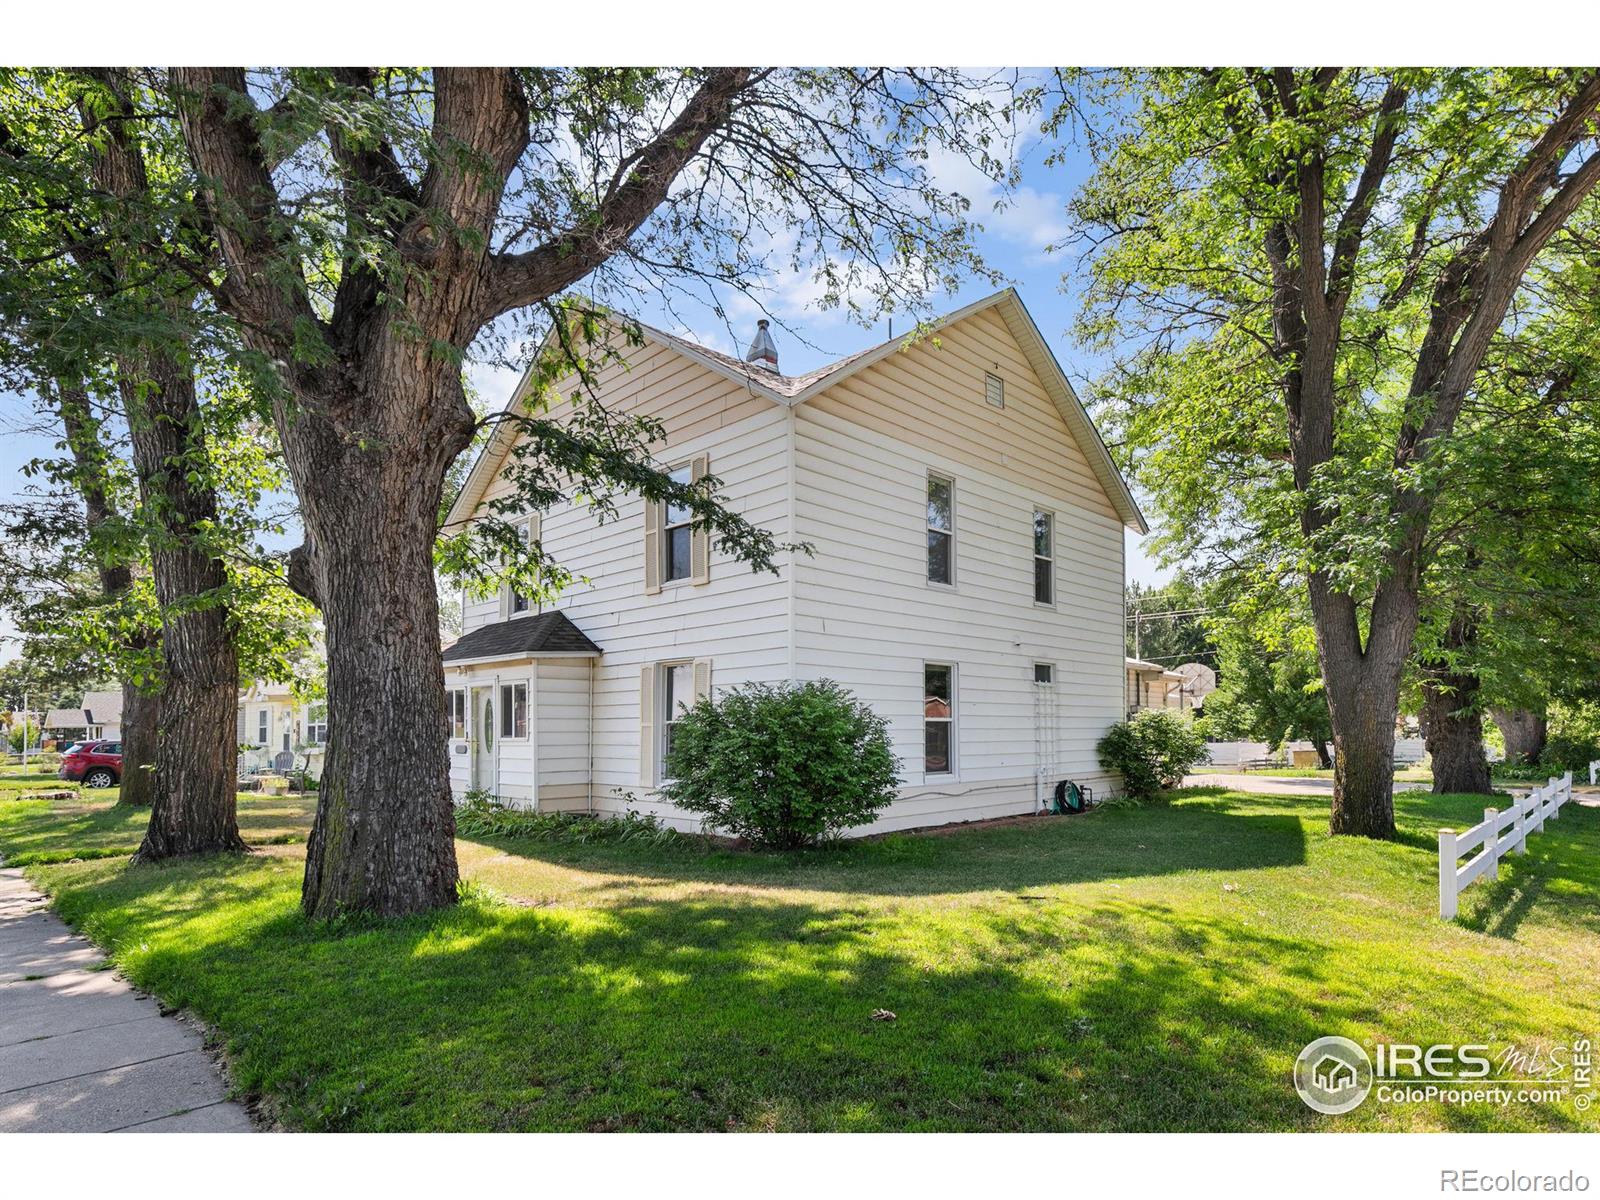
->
[{"left": 984, "top": 372, "right": 1005, "bottom": 409}]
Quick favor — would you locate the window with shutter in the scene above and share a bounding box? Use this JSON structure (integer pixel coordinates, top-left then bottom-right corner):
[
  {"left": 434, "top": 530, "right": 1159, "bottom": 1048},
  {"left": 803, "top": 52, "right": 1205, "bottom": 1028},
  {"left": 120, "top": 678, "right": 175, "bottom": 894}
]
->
[
  {"left": 689, "top": 455, "right": 711, "bottom": 585},
  {"left": 638, "top": 663, "right": 656, "bottom": 783}
]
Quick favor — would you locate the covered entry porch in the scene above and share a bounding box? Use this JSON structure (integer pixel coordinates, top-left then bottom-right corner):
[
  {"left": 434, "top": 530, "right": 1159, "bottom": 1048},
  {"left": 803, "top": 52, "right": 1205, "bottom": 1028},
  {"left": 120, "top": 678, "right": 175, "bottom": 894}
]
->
[{"left": 441, "top": 611, "right": 602, "bottom": 811}]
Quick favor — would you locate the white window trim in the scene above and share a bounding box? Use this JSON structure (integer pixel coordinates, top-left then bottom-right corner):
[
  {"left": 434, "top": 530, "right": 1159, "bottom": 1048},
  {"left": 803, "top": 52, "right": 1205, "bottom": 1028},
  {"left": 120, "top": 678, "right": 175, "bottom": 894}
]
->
[
  {"left": 500, "top": 514, "right": 538, "bottom": 620},
  {"left": 925, "top": 471, "right": 957, "bottom": 590},
  {"left": 923, "top": 661, "right": 957, "bottom": 780},
  {"left": 498, "top": 679, "right": 531, "bottom": 742},
  {"left": 256, "top": 708, "right": 269, "bottom": 747},
  {"left": 447, "top": 687, "right": 468, "bottom": 742},
  {"left": 1033, "top": 662, "right": 1056, "bottom": 685},
  {"left": 1033, "top": 507, "right": 1056, "bottom": 609},
  {"left": 656, "top": 659, "right": 693, "bottom": 782}
]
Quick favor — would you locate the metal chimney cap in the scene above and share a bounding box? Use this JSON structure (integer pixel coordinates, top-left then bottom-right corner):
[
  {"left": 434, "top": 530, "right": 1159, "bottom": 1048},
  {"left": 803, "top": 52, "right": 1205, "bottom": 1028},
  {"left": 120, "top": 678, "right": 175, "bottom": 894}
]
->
[{"left": 746, "top": 320, "right": 779, "bottom": 372}]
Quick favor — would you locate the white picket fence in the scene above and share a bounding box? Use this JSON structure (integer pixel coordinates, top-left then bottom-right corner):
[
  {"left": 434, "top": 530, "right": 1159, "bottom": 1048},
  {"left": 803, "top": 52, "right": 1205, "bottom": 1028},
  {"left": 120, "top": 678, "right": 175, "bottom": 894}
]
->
[{"left": 1438, "top": 772, "right": 1572, "bottom": 919}]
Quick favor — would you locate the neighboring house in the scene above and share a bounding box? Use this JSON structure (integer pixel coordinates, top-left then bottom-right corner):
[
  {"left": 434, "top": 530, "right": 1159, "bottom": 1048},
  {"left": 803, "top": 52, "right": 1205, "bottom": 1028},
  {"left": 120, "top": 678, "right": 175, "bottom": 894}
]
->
[
  {"left": 442, "top": 288, "right": 1145, "bottom": 834},
  {"left": 43, "top": 689, "right": 123, "bottom": 742},
  {"left": 1125, "top": 658, "right": 1190, "bottom": 715},
  {"left": 236, "top": 680, "right": 327, "bottom": 776}
]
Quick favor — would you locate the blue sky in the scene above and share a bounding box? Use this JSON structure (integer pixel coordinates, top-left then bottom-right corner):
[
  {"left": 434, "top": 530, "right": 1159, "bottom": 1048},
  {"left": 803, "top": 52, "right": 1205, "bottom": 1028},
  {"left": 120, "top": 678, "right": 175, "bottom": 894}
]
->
[{"left": 0, "top": 126, "right": 1169, "bottom": 663}]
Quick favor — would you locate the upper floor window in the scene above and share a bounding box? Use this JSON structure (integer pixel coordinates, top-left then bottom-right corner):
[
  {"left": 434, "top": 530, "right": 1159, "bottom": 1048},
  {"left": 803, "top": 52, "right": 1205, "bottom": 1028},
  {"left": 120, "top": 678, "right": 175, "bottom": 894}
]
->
[
  {"left": 509, "top": 516, "right": 534, "bottom": 614},
  {"left": 664, "top": 464, "right": 693, "bottom": 583},
  {"left": 927, "top": 474, "right": 954, "bottom": 585},
  {"left": 984, "top": 372, "right": 1005, "bottom": 409},
  {"left": 1034, "top": 510, "right": 1054, "bottom": 605}
]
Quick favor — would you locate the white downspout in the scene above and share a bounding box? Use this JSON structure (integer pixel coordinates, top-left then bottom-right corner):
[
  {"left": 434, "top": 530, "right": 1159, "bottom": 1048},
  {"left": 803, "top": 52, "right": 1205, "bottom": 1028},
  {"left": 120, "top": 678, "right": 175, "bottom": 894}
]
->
[{"left": 586, "top": 655, "right": 596, "bottom": 815}]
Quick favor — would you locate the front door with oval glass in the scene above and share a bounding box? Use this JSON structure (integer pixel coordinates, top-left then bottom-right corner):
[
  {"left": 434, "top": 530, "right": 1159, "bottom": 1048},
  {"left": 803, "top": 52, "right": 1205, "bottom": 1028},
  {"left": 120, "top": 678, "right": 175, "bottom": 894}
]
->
[{"left": 472, "top": 686, "right": 495, "bottom": 792}]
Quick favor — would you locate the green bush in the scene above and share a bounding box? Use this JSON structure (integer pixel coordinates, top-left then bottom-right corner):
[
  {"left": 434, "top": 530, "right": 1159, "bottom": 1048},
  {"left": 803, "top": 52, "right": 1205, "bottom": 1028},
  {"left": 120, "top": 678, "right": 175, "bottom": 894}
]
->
[
  {"left": 453, "top": 789, "right": 688, "bottom": 849},
  {"left": 661, "top": 679, "right": 899, "bottom": 849},
  {"left": 1542, "top": 700, "right": 1600, "bottom": 774},
  {"left": 1097, "top": 709, "right": 1209, "bottom": 802}
]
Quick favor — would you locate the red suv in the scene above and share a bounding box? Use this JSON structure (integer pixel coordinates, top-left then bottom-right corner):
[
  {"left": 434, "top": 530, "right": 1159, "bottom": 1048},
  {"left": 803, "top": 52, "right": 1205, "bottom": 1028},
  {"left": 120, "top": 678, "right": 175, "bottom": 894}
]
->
[{"left": 59, "top": 740, "right": 122, "bottom": 788}]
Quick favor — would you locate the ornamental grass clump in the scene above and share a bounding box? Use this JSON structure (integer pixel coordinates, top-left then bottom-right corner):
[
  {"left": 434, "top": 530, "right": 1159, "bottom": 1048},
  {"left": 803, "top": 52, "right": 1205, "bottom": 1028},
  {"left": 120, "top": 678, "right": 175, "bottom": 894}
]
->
[{"left": 661, "top": 680, "right": 899, "bottom": 849}]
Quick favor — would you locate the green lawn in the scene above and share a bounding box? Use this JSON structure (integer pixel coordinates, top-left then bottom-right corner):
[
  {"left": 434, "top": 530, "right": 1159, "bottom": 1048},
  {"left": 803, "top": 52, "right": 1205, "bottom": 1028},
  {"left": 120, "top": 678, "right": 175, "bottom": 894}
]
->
[{"left": 2, "top": 786, "right": 1596, "bottom": 1132}]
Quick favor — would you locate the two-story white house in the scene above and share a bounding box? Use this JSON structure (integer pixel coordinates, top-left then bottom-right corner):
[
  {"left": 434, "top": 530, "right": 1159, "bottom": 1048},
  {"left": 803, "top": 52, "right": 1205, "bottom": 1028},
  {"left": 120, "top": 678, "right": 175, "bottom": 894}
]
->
[{"left": 441, "top": 288, "right": 1145, "bottom": 834}]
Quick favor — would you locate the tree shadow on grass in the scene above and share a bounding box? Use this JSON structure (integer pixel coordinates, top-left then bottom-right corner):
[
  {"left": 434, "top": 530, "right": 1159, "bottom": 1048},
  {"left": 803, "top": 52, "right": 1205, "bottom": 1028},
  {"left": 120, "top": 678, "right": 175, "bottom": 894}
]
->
[
  {"left": 82, "top": 864, "right": 1337, "bottom": 1130},
  {"left": 1454, "top": 806, "right": 1600, "bottom": 941},
  {"left": 457, "top": 800, "right": 1310, "bottom": 899},
  {"left": 35, "top": 839, "right": 1595, "bottom": 1133}
]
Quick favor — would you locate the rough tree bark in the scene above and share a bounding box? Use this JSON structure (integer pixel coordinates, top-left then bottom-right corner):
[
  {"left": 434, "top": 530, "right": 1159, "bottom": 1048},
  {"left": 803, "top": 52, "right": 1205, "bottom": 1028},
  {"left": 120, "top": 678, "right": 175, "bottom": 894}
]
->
[
  {"left": 121, "top": 353, "right": 245, "bottom": 859},
  {"left": 52, "top": 380, "right": 159, "bottom": 807},
  {"left": 174, "top": 67, "right": 752, "bottom": 916},
  {"left": 1491, "top": 707, "right": 1548, "bottom": 766},
  {"left": 1236, "top": 70, "right": 1600, "bottom": 837},
  {"left": 79, "top": 71, "right": 244, "bottom": 857},
  {"left": 1420, "top": 610, "right": 1492, "bottom": 795}
]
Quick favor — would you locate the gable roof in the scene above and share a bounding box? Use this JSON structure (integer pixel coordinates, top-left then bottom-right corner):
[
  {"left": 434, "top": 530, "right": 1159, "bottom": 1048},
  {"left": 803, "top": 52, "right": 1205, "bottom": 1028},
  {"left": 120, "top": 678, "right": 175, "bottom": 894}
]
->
[
  {"left": 441, "top": 611, "right": 602, "bottom": 665},
  {"left": 81, "top": 690, "right": 123, "bottom": 725},
  {"left": 447, "top": 289, "right": 1145, "bottom": 533}
]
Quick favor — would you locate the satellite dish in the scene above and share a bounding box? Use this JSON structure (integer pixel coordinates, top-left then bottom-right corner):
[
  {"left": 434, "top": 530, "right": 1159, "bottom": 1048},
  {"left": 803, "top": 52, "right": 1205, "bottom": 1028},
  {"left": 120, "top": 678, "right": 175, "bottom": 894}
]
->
[{"left": 1174, "top": 662, "right": 1217, "bottom": 698}]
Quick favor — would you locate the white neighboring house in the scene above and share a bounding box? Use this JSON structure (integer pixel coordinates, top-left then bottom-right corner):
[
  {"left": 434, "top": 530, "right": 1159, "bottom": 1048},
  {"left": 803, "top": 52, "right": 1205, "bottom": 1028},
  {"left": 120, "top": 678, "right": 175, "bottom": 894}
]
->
[
  {"left": 1124, "top": 658, "right": 1193, "bottom": 715},
  {"left": 44, "top": 689, "right": 123, "bottom": 742},
  {"left": 442, "top": 288, "right": 1146, "bottom": 834},
  {"left": 237, "top": 680, "right": 327, "bottom": 776}
]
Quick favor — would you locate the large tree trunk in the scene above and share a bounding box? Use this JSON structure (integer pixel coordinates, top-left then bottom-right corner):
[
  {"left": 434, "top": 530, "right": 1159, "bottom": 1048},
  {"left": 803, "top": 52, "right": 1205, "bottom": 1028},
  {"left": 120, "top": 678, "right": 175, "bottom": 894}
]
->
[
  {"left": 1491, "top": 707, "right": 1547, "bottom": 766},
  {"left": 79, "top": 72, "right": 244, "bottom": 857},
  {"left": 117, "top": 682, "right": 159, "bottom": 808},
  {"left": 53, "top": 381, "right": 160, "bottom": 807},
  {"left": 1322, "top": 657, "right": 1402, "bottom": 837},
  {"left": 124, "top": 355, "right": 245, "bottom": 860},
  {"left": 291, "top": 379, "right": 470, "bottom": 919},
  {"left": 1420, "top": 612, "right": 1492, "bottom": 795}
]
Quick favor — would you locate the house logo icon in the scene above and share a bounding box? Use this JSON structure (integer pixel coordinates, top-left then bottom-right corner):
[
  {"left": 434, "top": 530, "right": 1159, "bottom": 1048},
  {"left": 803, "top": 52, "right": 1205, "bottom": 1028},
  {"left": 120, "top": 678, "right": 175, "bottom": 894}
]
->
[{"left": 1294, "top": 1036, "right": 1374, "bottom": 1115}]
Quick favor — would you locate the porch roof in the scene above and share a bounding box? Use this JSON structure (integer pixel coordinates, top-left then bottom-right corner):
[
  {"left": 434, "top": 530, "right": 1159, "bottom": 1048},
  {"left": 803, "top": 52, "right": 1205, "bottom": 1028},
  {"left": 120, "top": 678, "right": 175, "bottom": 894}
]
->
[{"left": 441, "top": 611, "right": 602, "bottom": 665}]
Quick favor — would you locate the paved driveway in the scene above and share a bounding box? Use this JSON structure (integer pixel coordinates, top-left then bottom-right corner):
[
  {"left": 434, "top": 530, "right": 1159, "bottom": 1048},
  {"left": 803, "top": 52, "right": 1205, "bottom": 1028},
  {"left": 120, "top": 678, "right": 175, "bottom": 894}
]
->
[{"left": 0, "top": 867, "right": 254, "bottom": 1132}]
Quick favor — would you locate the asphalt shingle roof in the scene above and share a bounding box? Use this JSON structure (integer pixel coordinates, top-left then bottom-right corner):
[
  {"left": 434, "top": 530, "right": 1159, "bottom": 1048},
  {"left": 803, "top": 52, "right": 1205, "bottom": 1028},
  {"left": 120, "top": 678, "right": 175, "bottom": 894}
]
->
[{"left": 441, "top": 611, "right": 602, "bottom": 663}]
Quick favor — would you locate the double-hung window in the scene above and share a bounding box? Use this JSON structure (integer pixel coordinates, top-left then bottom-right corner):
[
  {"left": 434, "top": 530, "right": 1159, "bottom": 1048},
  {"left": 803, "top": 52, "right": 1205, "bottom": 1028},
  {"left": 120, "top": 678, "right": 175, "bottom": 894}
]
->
[
  {"left": 664, "top": 465, "right": 693, "bottom": 583},
  {"left": 660, "top": 662, "right": 695, "bottom": 776},
  {"left": 256, "top": 709, "right": 269, "bottom": 746},
  {"left": 1033, "top": 510, "right": 1055, "bottom": 605},
  {"left": 927, "top": 474, "right": 955, "bottom": 585},
  {"left": 509, "top": 517, "right": 534, "bottom": 615},
  {"left": 499, "top": 682, "right": 528, "bottom": 739},
  {"left": 924, "top": 663, "right": 955, "bottom": 776}
]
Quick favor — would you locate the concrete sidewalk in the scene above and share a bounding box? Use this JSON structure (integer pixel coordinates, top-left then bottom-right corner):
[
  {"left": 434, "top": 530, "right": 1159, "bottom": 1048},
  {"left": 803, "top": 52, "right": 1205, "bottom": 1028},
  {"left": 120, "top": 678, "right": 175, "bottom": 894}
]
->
[{"left": 0, "top": 867, "right": 253, "bottom": 1132}]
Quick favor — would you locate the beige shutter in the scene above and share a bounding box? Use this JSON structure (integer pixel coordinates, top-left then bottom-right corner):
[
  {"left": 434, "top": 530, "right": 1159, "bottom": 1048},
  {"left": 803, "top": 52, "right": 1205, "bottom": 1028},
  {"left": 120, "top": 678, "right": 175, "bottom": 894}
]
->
[
  {"left": 693, "top": 658, "right": 712, "bottom": 705},
  {"left": 526, "top": 511, "right": 541, "bottom": 546},
  {"left": 639, "top": 663, "right": 657, "bottom": 785},
  {"left": 643, "top": 498, "right": 663, "bottom": 595},
  {"left": 689, "top": 453, "right": 711, "bottom": 585}
]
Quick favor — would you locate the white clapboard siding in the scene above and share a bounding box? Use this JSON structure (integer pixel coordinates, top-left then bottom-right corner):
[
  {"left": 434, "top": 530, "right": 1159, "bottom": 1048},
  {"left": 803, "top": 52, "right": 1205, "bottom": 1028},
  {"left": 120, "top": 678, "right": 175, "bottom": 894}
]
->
[
  {"left": 790, "top": 308, "right": 1126, "bottom": 823},
  {"left": 447, "top": 297, "right": 1135, "bottom": 832}
]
